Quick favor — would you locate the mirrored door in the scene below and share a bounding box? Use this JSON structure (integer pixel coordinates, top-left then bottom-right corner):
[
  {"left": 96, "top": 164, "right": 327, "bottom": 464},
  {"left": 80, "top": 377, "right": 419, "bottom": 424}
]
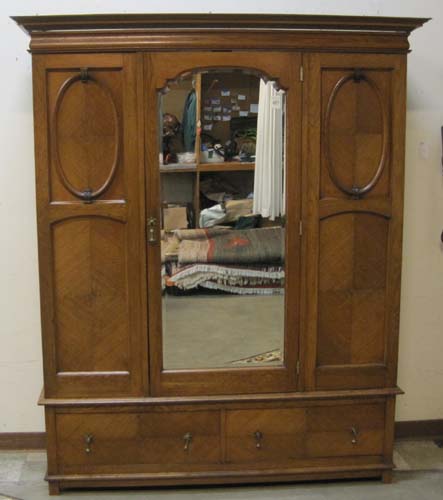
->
[{"left": 145, "top": 52, "right": 302, "bottom": 396}]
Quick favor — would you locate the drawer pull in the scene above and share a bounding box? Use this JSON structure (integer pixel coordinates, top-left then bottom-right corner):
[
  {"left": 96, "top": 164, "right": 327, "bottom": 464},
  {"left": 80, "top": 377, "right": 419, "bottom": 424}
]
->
[
  {"left": 183, "top": 432, "right": 193, "bottom": 451},
  {"left": 350, "top": 426, "right": 359, "bottom": 445},
  {"left": 84, "top": 433, "right": 94, "bottom": 453},
  {"left": 254, "top": 430, "right": 263, "bottom": 449}
]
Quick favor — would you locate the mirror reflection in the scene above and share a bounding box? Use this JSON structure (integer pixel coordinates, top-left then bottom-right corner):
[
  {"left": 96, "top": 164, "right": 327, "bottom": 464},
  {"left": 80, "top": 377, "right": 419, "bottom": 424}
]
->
[{"left": 158, "top": 69, "right": 286, "bottom": 370}]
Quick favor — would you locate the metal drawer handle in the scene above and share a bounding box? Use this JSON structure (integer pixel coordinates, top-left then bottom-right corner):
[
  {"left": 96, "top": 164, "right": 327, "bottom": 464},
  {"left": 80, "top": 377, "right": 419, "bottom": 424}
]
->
[
  {"left": 350, "top": 426, "right": 359, "bottom": 445},
  {"left": 254, "top": 430, "right": 263, "bottom": 449},
  {"left": 84, "top": 433, "right": 94, "bottom": 453},
  {"left": 183, "top": 432, "right": 193, "bottom": 452}
]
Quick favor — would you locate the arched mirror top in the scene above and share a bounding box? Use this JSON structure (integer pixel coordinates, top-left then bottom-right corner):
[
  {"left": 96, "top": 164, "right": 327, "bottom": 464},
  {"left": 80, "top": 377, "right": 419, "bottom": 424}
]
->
[{"left": 158, "top": 67, "right": 287, "bottom": 95}]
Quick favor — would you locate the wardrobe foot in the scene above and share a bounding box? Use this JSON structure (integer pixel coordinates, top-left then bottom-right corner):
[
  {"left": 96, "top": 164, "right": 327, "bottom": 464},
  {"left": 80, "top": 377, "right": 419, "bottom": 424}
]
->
[
  {"left": 48, "top": 481, "right": 60, "bottom": 495},
  {"left": 382, "top": 470, "right": 393, "bottom": 484}
]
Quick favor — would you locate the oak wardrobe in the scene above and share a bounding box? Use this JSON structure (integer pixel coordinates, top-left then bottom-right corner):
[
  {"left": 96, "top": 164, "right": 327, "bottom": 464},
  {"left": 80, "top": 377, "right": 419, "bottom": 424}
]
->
[{"left": 13, "top": 13, "right": 427, "bottom": 495}]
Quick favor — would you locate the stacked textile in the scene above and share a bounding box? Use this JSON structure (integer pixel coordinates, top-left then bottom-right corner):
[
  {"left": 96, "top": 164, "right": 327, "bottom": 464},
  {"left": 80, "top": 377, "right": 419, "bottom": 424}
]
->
[{"left": 161, "top": 227, "right": 284, "bottom": 295}]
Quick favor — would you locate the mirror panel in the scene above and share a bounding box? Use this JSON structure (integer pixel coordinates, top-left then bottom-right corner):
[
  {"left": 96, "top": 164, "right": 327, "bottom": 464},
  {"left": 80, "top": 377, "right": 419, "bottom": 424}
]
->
[{"left": 158, "top": 69, "right": 287, "bottom": 370}]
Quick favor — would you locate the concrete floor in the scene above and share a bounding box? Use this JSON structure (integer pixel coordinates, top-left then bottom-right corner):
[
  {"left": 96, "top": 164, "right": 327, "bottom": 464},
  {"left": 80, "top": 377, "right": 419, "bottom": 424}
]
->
[
  {"left": 163, "top": 294, "right": 285, "bottom": 369},
  {"left": 0, "top": 440, "right": 442, "bottom": 499}
]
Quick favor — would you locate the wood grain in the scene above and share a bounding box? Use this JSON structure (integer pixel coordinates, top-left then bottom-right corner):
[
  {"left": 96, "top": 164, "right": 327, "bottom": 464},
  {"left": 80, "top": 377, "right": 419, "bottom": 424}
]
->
[
  {"left": 302, "top": 53, "right": 406, "bottom": 392},
  {"left": 12, "top": 13, "right": 429, "bottom": 35},
  {"left": 19, "top": 13, "right": 421, "bottom": 494},
  {"left": 25, "top": 31, "right": 413, "bottom": 55},
  {"left": 56, "top": 412, "right": 219, "bottom": 471},
  {"left": 32, "top": 53, "right": 145, "bottom": 398},
  {"left": 226, "top": 409, "right": 306, "bottom": 463},
  {"left": 51, "top": 400, "right": 387, "bottom": 473}
]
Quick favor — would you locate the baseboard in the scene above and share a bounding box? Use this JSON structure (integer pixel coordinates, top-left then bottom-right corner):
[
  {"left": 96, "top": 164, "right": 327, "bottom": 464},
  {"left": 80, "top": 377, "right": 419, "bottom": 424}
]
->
[
  {"left": 0, "top": 420, "right": 441, "bottom": 450},
  {"left": 395, "top": 419, "right": 443, "bottom": 439},
  {"left": 0, "top": 432, "right": 46, "bottom": 450}
]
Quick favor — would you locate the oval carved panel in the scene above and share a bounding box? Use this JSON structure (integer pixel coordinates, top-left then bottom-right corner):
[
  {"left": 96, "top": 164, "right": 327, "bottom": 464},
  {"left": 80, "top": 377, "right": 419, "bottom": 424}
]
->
[
  {"left": 53, "top": 72, "right": 120, "bottom": 201},
  {"left": 324, "top": 71, "right": 389, "bottom": 198}
]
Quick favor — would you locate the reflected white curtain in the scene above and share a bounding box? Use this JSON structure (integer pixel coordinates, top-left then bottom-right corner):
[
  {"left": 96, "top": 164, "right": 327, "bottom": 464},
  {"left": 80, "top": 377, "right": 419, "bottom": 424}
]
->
[{"left": 253, "top": 79, "right": 286, "bottom": 221}]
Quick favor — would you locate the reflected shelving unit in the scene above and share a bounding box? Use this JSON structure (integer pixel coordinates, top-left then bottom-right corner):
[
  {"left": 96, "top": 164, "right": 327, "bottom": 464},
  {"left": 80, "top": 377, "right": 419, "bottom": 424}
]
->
[{"left": 160, "top": 70, "right": 258, "bottom": 227}]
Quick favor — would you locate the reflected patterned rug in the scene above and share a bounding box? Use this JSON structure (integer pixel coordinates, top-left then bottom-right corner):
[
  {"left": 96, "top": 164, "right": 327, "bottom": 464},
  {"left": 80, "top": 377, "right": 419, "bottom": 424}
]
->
[{"left": 230, "top": 348, "right": 282, "bottom": 364}]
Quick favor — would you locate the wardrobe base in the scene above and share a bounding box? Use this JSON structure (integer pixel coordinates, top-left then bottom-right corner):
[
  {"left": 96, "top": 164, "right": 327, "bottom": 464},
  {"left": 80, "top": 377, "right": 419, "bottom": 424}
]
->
[
  {"left": 47, "top": 466, "right": 392, "bottom": 495},
  {"left": 43, "top": 391, "right": 397, "bottom": 495}
]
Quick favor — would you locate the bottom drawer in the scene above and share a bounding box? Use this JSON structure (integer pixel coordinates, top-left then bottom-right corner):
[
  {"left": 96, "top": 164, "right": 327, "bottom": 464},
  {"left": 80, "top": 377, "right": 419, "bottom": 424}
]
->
[
  {"left": 53, "top": 400, "right": 386, "bottom": 474},
  {"left": 56, "top": 410, "right": 221, "bottom": 471},
  {"left": 306, "top": 403, "right": 385, "bottom": 458},
  {"left": 226, "top": 402, "right": 385, "bottom": 464},
  {"left": 226, "top": 408, "right": 306, "bottom": 463}
]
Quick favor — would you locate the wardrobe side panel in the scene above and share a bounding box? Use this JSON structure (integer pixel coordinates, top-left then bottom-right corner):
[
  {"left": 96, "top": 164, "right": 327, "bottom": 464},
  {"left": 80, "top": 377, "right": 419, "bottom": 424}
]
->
[{"left": 32, "top": 54, "right": 147, "bottom": 397}]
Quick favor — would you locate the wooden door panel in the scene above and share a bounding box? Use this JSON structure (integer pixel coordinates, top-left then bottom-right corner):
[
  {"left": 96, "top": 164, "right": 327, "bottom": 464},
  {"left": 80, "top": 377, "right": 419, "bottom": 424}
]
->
[
  {"left": 352, "top": 214, "right": 388, "bottom": 289},
  {"left": 319, "top": 213, "right": 388, "bottom": 292},
  {"left": 317, "top": 213, "right": 388, "bottom": 368},
  {"left": 318, "top": 289, "right": 386, "bottom": 366},
  {"left": 301, "top": 53, "right": 406, "bottom": 391},
  {"left": 320, "top": 68, "right": 391, "bottom": 199},
  {"left": 53, "top": 217, "right": 129, "bottom": 372},
  {"left": 145, "top": 51, "right": 302, "bottom": 396},
  {"left": 46, "top": 63, "right": 125, "bottom": 203},
  {"left": 33, "top": 53, "right": 147, "bottom": 397},
  {"left": 49, "top": 69, "right": 122, "bottom": 202}
]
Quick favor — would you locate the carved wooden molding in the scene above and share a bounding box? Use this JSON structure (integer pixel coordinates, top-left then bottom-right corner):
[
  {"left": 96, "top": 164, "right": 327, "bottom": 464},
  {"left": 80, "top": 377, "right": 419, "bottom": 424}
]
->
[
  {"left": 50, "top": 213, "right": 127, "bottom": 226},
  {"left": 52, "top": 69, "right": 120, "bottom": 202},
  {"left": 12, "top": 13, "right": 429, "bottom": 35},
  {"left": 319, "top": 204, "right": 392, "bottom": 221},
  {"left": 324, "top": 69, "right": 389, "bottom": 199},
  {"left": 159, "top": 67, "right": 285, "bottom": 94}
]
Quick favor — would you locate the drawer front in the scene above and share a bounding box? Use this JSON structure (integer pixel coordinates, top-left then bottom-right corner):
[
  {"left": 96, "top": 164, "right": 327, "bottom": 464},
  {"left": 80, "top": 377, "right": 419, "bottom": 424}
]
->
[
  {"left": 138, "top": 411, "right": 221, "bottom": 464},
  {"left": 55, "top": 402, "right": 385, "bottom": 473},
  {"left": 306, "top": 403, "right": 385, "bottom": 457},
  {"left": 226, "top": 409, "right": 306, "bottom": 463},
  {"left": 226, "top": 403, "right": 385, "bottom": 465},
  {"left": 56, "top": 413, "right": 139, "bottom": 468},
  {"left": 56, "top": 410, "right": 221, "bottom": 470}
]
